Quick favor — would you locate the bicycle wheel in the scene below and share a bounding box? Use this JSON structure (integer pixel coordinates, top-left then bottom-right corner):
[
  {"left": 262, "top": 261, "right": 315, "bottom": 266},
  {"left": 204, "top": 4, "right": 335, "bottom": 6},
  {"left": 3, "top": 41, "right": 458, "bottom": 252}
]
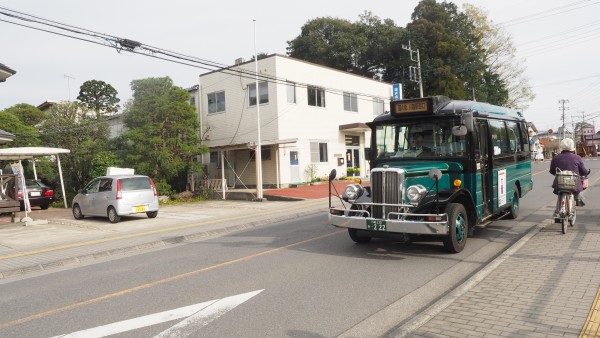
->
[
  {"left": 562, "top": 218, "right": 567, "bottom": 234},
  {"left": 569, "top": 201, "right": 576, "bottom": 227}
]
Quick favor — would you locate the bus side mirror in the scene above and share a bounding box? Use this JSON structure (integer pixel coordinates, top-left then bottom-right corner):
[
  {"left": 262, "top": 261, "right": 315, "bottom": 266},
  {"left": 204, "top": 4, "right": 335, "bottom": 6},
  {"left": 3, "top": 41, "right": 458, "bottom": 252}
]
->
[{"left": 452, "top": 125, "right": 467, "bottom": 136}]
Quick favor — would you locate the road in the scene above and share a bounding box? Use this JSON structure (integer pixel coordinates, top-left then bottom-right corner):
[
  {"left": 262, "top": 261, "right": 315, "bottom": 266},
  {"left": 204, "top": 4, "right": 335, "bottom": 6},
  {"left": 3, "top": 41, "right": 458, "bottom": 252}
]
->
[{"left": 0, "top": 160, "right": 595, "bottom": 337}]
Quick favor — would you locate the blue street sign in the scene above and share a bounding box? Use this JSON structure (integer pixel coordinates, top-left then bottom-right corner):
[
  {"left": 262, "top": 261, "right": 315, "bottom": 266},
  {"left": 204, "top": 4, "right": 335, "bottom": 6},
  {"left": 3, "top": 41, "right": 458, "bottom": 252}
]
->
[{"left": 392, "top": 83, "right": 402, "bottom": 101}]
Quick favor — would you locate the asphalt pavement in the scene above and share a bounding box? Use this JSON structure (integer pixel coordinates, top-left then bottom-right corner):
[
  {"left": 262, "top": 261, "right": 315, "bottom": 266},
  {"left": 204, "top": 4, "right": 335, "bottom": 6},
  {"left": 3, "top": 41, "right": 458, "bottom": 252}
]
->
[{"left": 0, "top": 178, "right": 599, "bottom": 337}]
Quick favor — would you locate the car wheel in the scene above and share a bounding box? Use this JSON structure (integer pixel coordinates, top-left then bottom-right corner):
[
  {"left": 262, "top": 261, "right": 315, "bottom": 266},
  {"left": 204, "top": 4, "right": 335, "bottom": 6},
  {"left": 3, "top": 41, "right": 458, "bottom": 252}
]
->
[
  {"left": 146, "top": 211, "right": 158, "bottom": 218},
  {"left": 443, "top": 203, "right": 468, "bottom": 253},
  {"left": 40, "top": 203, "right": 49, "bottom": 210},
  {"left": 72, "top": 204, "right": 84, "bottom": 220},
  {"left": 108, "top": 206, "right": 121, "bottom": 223}
]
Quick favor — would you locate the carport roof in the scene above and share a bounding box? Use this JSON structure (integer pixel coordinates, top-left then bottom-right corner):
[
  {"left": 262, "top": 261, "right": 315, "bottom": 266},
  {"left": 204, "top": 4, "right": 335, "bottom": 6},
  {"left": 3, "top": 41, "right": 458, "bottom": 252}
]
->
[{"left": 0, "top": 147, "right": 70, "bottom": 160}]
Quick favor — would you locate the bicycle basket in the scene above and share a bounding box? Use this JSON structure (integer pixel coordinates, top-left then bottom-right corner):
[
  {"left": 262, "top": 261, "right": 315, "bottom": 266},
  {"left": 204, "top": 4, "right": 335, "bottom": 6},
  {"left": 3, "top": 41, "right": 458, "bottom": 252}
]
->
[{"left": 556, "top": 170, "right": 579, "bottom": 192}]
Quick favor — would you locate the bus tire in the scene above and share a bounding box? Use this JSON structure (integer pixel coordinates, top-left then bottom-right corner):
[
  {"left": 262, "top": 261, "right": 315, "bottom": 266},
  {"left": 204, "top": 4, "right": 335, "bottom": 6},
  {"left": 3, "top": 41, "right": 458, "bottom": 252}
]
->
[
  {"left": 506, "top": 185, "right": 519, "bottom": 219},
  {"left": 443, "top": 203, "right": 468, "bottom": 253},
  {"left": 348, "top": 228, "right": 371, "bottom": 244}
]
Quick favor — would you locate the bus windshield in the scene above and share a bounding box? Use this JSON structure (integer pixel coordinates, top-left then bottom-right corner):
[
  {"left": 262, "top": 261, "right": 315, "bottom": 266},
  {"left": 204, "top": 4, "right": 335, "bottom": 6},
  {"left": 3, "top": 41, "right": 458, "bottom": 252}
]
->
[{"left": 375, "top": 119, "right": 467, "bottom": 159}]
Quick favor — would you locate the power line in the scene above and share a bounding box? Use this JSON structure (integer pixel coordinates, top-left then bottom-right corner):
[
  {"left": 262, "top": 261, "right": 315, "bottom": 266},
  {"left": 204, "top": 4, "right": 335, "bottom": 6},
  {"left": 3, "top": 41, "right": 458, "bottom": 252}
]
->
[
  {"left": 0, "top": 6, "right": 390, "bottom": 104},
  {"left": 499, "top": 0, "right": 599, "bottom": 27}
]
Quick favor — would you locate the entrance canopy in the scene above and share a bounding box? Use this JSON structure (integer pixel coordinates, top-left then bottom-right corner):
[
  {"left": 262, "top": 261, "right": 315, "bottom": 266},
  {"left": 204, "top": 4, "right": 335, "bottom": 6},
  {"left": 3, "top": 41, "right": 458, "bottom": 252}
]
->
[{"left": 0, "top": 147, "right": 71, "bottom": 208}]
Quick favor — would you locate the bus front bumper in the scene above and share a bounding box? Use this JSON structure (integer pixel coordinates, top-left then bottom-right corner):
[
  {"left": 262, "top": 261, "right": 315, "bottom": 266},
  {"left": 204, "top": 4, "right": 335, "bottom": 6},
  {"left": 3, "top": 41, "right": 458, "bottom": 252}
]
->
[{"left": 329, "top": 208, "right": 449, "bottom": 235}]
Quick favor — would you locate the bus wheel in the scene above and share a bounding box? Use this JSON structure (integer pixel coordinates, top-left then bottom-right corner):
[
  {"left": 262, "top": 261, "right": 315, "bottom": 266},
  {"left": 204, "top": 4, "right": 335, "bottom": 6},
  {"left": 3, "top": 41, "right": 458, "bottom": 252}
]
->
[
  {"left": 507, "top": 185, "right": 519, "bottom": 219},
  {"left": 443, "top": 203, "right": 467, "bottom": 253},
  {"left": 348, "top": 228, "right": 371, "bottom": 244}
]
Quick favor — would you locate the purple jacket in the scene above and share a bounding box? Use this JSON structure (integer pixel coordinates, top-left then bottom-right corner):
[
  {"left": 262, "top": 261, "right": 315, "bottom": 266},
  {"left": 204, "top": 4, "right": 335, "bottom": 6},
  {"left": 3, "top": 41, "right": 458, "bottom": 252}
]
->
[{"left": 549, "top": 151, "right": 589, "bottom": 192}]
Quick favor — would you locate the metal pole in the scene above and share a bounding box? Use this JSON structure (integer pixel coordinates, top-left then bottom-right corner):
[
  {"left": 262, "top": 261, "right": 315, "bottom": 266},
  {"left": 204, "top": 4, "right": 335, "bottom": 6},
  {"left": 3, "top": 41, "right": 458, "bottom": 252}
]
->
[
  {"left": 253, "top": 19, "right": 263, "bottom": 200},
  {"left": 56, "top": 154, "right": 68, "bottom": 208},
  {"left": 417, "top": 49, "right": 423, "bottom": 98}
]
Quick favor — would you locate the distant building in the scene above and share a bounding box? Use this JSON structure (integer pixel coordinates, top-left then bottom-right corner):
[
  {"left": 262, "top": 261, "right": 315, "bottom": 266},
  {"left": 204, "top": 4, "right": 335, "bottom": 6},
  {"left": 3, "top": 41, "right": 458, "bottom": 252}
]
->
[
  {"left": 38, "top": 100, "right": 124, "bottom": 139},
  {"left": 190, "top": 54, "right": 391, "bottom": 188},
  {"left": 0, "top": 63, "right": 17, "bottom": 142},
  {"left": 0, "top": 63, "right": 16, "bottom": 83}
]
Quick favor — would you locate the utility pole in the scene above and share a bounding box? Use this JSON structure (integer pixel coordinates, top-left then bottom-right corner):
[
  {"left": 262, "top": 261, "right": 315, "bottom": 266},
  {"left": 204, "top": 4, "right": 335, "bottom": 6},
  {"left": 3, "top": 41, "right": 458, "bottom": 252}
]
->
[
  {"left": 558, "top": 99, "right": 569, "bottom": 140},
  {"left": 402, "top": 41, "right": 423, "bottom": 98},
  {"left": 253, "top": 19, "right": 263, "bottom": 201}
]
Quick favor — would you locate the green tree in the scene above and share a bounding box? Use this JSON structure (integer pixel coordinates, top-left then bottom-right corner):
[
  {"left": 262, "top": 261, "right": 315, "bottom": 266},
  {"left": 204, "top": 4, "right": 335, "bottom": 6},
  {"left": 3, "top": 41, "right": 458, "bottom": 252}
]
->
[
  {"left": 39, "top": 102, "right": 110, "bottom": 197},
  {"left": 0, "top": 110, "right": 40, "bottom": 147},
  {"left": 116, "top": 77, "right": 207, "bottom": 193},
  {"left": 287, "top": 13, "right": 405, "bottom": 79},
  {"left": 77, "top": 80, "right": 120, "bottom": 118},
  {"left": 1, "top": 103, "right": 46, "bottom": 126},
  {"left": 90, "top": 151, "right": 120, "bottom": 178},
  {"left": 401, "top": 0, "right": 486, "bottom": 100}
]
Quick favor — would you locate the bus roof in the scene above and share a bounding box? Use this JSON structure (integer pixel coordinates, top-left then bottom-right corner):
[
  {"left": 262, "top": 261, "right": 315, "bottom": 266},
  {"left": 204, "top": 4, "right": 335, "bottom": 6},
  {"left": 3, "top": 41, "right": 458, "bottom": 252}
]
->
[{"left": 375, "top": 96, "right": 525, "bottom": 123}]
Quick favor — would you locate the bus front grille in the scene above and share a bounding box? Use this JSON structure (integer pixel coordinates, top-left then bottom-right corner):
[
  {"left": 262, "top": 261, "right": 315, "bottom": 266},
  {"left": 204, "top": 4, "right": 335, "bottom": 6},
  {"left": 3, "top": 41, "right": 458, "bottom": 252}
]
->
[{"left": 371, "top": 168, "right": 405, "bottom": 219}]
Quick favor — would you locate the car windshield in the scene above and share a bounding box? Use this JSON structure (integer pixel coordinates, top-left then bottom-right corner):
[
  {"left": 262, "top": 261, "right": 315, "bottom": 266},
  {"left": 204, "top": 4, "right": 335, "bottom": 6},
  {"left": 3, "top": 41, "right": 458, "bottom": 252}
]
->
[{"left": 374, "top": 119, "right": 467, "bottom": 160}]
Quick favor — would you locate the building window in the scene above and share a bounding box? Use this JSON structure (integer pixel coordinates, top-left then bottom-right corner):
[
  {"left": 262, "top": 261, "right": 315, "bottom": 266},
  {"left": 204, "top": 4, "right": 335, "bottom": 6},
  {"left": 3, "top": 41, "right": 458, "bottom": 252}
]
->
[
  {"left": 210, "top": 151, "right": 223, "bottom": 169},
  {"left": 189, "top": 96, "right": 196, "bottom": 106},
  {"left": 249, "top": 146, "right": 271, "bottom": 161},
  {"left": 249, "top": 81, "right": 269, "bottom": 106},
  {"left": 287, "top": 82, "right": 296, "bottom": 104},
  {"left": 308, "top": 86, "right": 325, "bottom": 107},
  {"left": 343, "top": 92, "right": 358, "bottom": 112},
  {"left": 207, "top": 91, "right": 225, "bottom": 114},
  {"left": 311, "top": 142, "right": 328, "bottom": 162},
  {"left": 345, "top": 135, "right": 360, "bottom": 146},
  {"left": 373, "top": 98, "right": 384, "bottom": 115}
]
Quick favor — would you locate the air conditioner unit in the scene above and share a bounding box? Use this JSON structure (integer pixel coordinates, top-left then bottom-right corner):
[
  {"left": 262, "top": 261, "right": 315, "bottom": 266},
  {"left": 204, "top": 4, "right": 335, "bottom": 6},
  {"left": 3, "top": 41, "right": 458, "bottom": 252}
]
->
[{"left": 235, "top": 58, "right": 245, "bottom": 65}]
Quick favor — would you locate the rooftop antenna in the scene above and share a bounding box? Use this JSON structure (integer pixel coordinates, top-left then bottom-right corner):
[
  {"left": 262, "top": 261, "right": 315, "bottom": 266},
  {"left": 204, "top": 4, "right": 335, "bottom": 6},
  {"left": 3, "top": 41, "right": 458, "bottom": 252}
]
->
[{"left": 64, "top": 74, "right": 75, "bottom": 102}]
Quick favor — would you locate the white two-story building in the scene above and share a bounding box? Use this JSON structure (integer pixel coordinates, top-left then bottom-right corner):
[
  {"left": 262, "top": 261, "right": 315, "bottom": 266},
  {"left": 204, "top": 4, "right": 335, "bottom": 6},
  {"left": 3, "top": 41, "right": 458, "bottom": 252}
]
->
[{"left": 192, "top": 54, "right": 391, "bottom": 188}]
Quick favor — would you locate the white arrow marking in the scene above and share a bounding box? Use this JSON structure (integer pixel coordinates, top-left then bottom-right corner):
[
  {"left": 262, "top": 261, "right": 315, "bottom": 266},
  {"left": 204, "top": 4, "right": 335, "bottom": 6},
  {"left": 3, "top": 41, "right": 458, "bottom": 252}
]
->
[{"left": 51, "top": 289, "right": 263, "bottom": 338}]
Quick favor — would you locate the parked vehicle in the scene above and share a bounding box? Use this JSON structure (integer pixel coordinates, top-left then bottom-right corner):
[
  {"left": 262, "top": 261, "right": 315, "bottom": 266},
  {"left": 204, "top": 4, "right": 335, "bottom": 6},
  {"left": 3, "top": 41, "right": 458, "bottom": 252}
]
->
[
  {"left": 19, "top": 179, "right": 55, "bottom": 210},
  {"left": 72, "top": 175, "right": 159, "bottom": 223}
]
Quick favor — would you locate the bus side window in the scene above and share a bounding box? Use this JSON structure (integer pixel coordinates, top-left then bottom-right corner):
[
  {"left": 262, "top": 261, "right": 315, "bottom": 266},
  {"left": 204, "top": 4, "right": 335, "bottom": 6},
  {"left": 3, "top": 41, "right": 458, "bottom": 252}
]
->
[{"left": 506, "top": 121, "right": 520, "bottom": 153}]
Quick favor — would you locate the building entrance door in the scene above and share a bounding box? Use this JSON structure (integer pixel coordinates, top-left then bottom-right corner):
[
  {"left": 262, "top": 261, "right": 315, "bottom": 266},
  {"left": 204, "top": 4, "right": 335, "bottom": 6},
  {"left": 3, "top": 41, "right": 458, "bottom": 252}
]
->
[
  {"left": 289, "top": 151, "right": 300, "bottom": 183},
  {"left": 345, "top": 148, "right": 360, "bottom": 177}
]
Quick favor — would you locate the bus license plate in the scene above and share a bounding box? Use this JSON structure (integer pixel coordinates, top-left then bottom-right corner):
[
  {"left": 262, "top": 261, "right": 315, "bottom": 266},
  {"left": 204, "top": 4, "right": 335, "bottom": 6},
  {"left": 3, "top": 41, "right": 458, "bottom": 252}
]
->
[
  {"left": 367, "top": 219, "right": 386, "bottom": 231},
  {"left": 134, "top": 205, "right": 146, "bottom": 213}
]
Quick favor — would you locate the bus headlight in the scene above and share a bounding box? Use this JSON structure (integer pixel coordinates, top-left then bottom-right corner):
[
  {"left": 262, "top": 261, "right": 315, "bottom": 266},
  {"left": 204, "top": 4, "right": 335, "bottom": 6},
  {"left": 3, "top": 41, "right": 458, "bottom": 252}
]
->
[
  {"left": 406, "top": 184, "right": 427, "bottom": 204},
  {"left": 342, "top": 184, "right": 363, "bottom": 201}
]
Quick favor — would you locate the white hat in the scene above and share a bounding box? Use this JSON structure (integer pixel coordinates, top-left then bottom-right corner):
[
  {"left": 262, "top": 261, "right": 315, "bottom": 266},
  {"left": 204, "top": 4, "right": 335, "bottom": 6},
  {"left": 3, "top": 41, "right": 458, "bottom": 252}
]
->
[{"left": 560, "top": 138, "right": 575, "bottom": 152}]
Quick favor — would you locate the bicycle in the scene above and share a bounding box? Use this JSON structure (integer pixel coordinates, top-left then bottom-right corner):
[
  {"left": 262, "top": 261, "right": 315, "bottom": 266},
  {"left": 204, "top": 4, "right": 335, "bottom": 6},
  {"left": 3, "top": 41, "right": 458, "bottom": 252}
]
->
[{"left": 554, "top": 168, "right": 579, "bottom": 234}]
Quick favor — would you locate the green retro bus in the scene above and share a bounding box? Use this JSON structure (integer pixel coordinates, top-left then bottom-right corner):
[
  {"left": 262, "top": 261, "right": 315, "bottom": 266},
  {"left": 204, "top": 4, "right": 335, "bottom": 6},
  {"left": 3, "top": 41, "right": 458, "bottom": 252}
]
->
[{"left": 328, "top": 96, "right": 533, "bottom": 253}]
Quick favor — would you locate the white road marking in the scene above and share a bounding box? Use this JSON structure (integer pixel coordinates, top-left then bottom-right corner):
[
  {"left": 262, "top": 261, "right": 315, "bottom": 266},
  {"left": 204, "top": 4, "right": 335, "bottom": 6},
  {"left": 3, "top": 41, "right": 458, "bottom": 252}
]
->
[{"left": 50, "top": 289, "right": 263, "bottom": 338}]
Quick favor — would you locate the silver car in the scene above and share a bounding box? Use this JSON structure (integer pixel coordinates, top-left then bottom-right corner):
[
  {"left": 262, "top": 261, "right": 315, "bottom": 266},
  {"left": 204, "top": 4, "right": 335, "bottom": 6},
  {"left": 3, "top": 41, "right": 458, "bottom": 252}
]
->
[{"left": 72, "top": 175, "right": 159, "bottom": 223}]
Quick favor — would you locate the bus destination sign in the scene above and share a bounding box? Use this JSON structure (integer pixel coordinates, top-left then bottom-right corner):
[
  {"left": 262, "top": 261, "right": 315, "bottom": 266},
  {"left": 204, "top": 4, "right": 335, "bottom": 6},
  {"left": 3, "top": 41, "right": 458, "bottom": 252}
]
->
[{"left": 391, "top": 98, "right": 433, "bottom": 116}]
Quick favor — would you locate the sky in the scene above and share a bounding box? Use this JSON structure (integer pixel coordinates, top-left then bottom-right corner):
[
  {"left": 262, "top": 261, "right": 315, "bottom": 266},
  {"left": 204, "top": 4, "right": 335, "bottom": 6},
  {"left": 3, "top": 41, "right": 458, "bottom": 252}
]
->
[{"left": 1, "top": 0, "right": 599, "bottom": 133}]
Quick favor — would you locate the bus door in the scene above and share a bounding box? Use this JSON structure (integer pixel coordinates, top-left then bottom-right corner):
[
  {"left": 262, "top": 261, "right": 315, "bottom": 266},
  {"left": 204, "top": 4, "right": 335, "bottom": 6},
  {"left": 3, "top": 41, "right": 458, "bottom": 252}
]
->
[{"left": 475, "top": 119, "right": 492, "bottom": 218}]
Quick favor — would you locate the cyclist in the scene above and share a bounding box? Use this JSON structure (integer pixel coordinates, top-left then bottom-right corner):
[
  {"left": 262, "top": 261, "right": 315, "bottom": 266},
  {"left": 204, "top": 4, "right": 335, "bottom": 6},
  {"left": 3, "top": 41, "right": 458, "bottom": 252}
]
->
[{"left": 549, "top": 138, "right": 589, "bottom": 211}]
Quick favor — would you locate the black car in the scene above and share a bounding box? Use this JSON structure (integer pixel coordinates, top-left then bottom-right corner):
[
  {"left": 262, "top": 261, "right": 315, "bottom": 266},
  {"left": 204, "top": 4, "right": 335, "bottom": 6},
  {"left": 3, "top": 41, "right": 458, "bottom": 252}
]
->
[{"left": 19, "top": 179, "right": 55, "bottom": 210}]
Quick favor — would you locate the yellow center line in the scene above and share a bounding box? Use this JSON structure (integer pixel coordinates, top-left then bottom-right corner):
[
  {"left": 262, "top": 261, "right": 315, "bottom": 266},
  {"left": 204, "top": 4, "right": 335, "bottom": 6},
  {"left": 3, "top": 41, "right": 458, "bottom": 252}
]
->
[
  {"left": 0, "top": 229, "right": 345, "bottom": 329},
  {"left": 0, "top": 199, "right": 325, "bottom": 261}
]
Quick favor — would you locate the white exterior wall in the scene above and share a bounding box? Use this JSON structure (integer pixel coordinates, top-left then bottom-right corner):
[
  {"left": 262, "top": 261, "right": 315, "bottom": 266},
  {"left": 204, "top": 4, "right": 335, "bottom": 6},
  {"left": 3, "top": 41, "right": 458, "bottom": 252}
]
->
[{"left": 199, "top": 54, "right": 390, "bottom": 187}]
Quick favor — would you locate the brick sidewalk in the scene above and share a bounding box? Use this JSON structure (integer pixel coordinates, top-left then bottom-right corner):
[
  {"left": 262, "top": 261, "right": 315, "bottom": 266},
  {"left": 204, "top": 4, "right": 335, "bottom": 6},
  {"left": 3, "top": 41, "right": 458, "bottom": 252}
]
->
[
  {"left": 265, "top": 181, "right": 358, "bottom": 199},
  {"left": 395, "top": 215, "right": 600, "bottom": 338}
]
